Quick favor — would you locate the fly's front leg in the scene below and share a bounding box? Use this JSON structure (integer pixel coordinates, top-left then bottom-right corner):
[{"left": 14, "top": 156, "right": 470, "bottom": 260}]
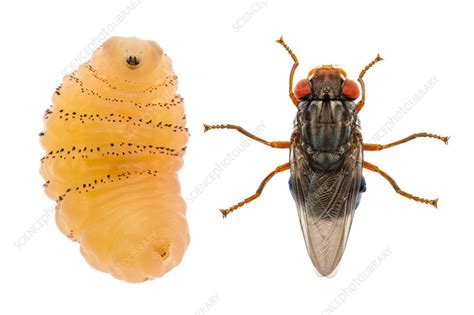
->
[
  {"left": 363, "top": 161, "right": 438, "bottom": 207},
  {"left": 220, "top": 163, "right": 290, "bottom": 218},
  {"left": 276, "top": 36, "right": 299, "bottom": 106},
  {"left": 204, "top": 124, "right": 289, "bottom": 148},
  {"left": 355, "top": 54, "right": 383, "bottom": 113},
  {"left": 364, "top": 133, "right": 449, "bottom": 151}
]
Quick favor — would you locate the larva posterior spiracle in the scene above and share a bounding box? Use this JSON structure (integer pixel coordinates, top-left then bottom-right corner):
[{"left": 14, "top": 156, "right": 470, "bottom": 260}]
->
[{"left": 40, "top": 36, "right": 189, "bottom": 283}]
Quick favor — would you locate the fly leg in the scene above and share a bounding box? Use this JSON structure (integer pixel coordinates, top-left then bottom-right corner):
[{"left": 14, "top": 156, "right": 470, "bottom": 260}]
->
[
  {"left": 355, "top": 54, "right": 384, "bottom": 113},
  {"left": 204, "top": 124, "right": 289, "bottom": 148},
  {"left": 220, "top": 163, "right": 290, "bottom": 218},
  {"left": 364, "top": 133, "right": 449, "bottom": 151},
  {"left": 363, "top": 161, "right": 438, "bottom": 207},
  {"left": 276, "top": 36, "right": 300, "bottom": 106}
]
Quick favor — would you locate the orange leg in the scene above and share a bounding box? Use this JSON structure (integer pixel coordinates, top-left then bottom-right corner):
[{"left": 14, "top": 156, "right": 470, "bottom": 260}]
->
[
  {"left": 276, "top": 36, "right": 299, "bottom": 106},
  {"left": 220, "top": 163, "right": 290, "bottom": 218},
  {"left": 363, "top": 161, "right": 438, "bottom": 207},
  {"left": 203, "top": 124, "right": 289, "bottom": 149},
  {"left": 364, "top": 133, "right": 449, "bottom": 151},
  {"left": 355, "top": 54, "right": 383, "bottom": 113}
]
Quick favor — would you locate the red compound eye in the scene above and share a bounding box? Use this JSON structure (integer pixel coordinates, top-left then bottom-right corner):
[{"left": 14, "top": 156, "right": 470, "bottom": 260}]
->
[
  {"left": 342, "top": 79, "right": 360, "bottom": 100},
  {"left": 294, "top": 79, "right": 311, "bottom": 99}
]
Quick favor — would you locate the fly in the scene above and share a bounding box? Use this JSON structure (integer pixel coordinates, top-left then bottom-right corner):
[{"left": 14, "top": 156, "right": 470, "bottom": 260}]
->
[{"left": 204, "top": 37, "right": 448, "bottom": 276}]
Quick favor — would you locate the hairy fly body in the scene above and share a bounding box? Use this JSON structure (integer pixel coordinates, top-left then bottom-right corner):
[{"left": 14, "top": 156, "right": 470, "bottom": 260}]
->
[{"left": 204, "top": 37, "right": 448, "bottom": 276}]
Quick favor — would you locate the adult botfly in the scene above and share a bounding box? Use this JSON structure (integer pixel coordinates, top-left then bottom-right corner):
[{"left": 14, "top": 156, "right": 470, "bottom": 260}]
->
[{"left": 204, "top": 37, "right": 448, "bottom": 276}]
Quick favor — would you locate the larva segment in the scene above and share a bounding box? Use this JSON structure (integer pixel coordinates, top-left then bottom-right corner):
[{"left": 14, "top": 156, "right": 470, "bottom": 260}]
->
[{"left": 40, "top": 36, "right": 189, "bottom": 282}]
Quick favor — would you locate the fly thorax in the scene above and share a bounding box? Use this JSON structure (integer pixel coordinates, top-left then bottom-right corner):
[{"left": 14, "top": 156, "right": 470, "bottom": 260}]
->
[{"left": 297, "top": 99, "right": 356, "bottom": 171}]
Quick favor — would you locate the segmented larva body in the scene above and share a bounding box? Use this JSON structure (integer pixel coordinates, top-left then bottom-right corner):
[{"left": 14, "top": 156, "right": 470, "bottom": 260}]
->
[{"left": 40, "top": 37, "right": 189, "bottom": 282}]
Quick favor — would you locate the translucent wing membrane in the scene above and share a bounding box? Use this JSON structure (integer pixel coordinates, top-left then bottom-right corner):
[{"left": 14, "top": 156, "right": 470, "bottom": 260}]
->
[{"left": 289, "top": 130, "right": 363, "bottom": 276}]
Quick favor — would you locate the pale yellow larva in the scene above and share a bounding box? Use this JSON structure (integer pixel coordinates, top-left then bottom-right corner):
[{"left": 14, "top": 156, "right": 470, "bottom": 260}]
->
[{"left": 40, "top": 36, "right": 189, "bottom": 282}]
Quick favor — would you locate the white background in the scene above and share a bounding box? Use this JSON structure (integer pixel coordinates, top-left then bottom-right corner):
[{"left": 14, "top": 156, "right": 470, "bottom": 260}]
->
[{"left": 1, "top": 0, "right": 472, "bottom": 314}]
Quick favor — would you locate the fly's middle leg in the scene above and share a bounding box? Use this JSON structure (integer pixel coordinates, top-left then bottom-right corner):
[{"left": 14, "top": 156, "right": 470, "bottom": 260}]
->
[
  {"left": 363, "top": 161, "right": 438, "bottom": 207},
  {"left": 220, "top": 163, "right": 290, "bottom": 218},
  {"left": 275, "top": 36, "right": 300, "bottom": 106},
  {"left": 364, "top": 133, "right": 449, "bottom": 151},
  {"left": 204, "top": 124, "right": 290, "bottom": 148},
  {"left": 355, "top": 54, "right": 383, "bottom": 113}
]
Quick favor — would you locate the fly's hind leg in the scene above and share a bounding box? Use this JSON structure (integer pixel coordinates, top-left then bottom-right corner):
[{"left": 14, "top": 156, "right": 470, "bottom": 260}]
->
[
  {"left": 355, "top": 54, "right": 384, "bottom": 113},
  {"left": 364, "top": 133, "right": 449, "bottom": 151},
  {"left": 363, "top": 161, "right": 438, "bottom": 207},
  {"left": 220, "top": 163, "right": 290, "bottom": 218},
  {"left": 276, "top": 36, "right": 300, "bottom": 106},
  {"left": 204, "top": 124, "right": 289, "bottom": 148}
]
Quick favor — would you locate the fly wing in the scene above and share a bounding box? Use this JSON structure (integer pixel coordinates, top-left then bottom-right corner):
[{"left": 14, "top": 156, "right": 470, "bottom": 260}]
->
[{"left": 289, "top": 134, "right": 363, "bottom": 276}]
